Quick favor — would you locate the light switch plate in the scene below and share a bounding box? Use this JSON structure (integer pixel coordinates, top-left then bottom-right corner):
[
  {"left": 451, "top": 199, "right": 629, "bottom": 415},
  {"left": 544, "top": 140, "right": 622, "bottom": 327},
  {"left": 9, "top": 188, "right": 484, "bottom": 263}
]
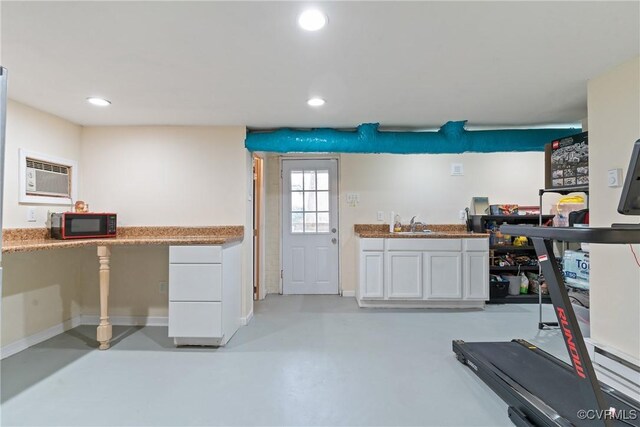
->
[
  {"left": 607, "top": 168, "right": 622, "bottom": 187},
  {"left": 27, "top": 207, "right": 36, "bottom": 222},
  {"left": 377, "top": 211, "right": 384, "bottom": 221},
  {"left": 346, "top": 193, "right": 360, "bottom": 207}
]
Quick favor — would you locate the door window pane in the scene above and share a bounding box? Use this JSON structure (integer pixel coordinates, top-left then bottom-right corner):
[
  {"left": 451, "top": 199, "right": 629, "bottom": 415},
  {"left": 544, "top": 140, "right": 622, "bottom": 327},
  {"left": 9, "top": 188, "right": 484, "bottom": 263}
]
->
[
  {"left": 304, "top": 192, "right": 316, "bottom": 211},
  {"left": 291, "top": 213, "right": 303, "bottom": 233},
  {"left": 290, "top": 168, "right": 331, "bottom": 234},
  {"left": 304, "top": 213, "right": 317, "bottom": 232},
  {"left": 317, "top": 212, "right": 330, "bottom": 233},
  {"left": 304, "top": 171, "right": 316, "bottom": 190},
  {"left": 291, "top": 192, "right": 303, "bottom": 211},
  {"left": 317, "top": 171, "right": 329, "bottom": 190},
  {"left": 317, "top": 191, "right": 329, "bottom": 211},
  {"left": 291, "top": 171, "right": 303, "bottom": 191}
]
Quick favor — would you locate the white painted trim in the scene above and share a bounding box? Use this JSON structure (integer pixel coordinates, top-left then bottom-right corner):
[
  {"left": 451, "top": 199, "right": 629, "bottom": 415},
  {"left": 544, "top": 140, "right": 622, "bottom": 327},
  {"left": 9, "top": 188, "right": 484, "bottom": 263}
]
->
[
  {"left": 585, "top": 338, "right": 640, "bottom": 401},
  {"left": 80, "top": 315, "right": 168, "bottom": 326},
  {"left": 341, "top": 290, "right": 356, "bottom": 297},
  {"left": 357, "top": 299, "right": 485, "bottom": 309},
  {"left": 241, "top": 310, "right": 254, "bottom": 326},
  {"left": 1, "top": 315, "right": 82, "bottom": 359}
]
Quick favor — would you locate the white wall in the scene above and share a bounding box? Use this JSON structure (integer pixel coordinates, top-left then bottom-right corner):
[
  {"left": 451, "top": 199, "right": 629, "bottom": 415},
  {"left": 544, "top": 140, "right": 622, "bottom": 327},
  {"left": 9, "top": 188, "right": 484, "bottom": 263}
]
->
[
  {"left": 80, "top": 126, "right": 246, "bottom": 226},
  {"left": 264, "top": 154, "right": 281, "bottom": 294},
  {"left": 2, "top": 100, "right": 83, "bottom": 346},
  {"left": 79, "top": 126, "right": 253, "bottom": 319},
  {"left": 262, "top": 151, "right": 548, "bottom": 294},
  {"left": 339, "top": 152, "right": 549, "bottom": 293},
  {"left": 3, "top": 100, "right": 82, "bottom": 228},
  {"left": 587, "top": 56, "right": 640, "bottom": 360}
]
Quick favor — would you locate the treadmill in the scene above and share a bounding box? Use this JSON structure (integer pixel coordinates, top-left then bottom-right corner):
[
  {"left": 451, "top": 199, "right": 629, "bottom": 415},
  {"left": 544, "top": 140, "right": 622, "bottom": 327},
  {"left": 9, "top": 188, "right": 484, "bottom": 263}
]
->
[{"left": 453, "top": 139, "right": 640, "bottom": 427}]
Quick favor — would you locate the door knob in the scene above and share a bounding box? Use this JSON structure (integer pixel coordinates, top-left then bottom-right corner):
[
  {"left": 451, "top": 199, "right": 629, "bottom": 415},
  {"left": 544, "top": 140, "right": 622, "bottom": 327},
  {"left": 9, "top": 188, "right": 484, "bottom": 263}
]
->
[
  {"left": 331, "top": 238, "right": 337, "bottom": 244},
  {"left": 331, "top": 228, "right": 337, "bottom": 233}
]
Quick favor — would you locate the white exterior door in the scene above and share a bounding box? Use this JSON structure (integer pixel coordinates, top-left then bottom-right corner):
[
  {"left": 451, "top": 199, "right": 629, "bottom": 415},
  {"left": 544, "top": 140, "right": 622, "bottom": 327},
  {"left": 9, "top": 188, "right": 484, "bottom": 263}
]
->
[{"left": 282, "top": 159, "right": 339, "bottom": 294}]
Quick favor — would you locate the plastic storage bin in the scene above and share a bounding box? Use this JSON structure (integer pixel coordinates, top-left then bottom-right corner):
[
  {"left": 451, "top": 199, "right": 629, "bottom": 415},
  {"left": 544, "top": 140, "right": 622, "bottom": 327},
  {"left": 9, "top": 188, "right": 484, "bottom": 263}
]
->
[{"left": 490, "top": 277, "right": 509, "bottom": 299}]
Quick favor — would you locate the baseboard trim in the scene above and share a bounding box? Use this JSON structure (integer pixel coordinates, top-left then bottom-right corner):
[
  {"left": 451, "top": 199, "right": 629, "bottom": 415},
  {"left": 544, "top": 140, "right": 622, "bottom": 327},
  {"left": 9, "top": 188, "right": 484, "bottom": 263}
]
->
[
  {"left": 80, "top": 315, "right": 169, "bottom": 326},
  {"left": 241, "top": 310, "right": 254, "bottom": 325},
  {"left": 341, "top": 290, "right": 356, "bottom": 297},
  {"left": 1, "top": 315, "right": 82, "bottom": 360},
  {"left": 585, "top": 338, "right": 640, "bottom": 401}
]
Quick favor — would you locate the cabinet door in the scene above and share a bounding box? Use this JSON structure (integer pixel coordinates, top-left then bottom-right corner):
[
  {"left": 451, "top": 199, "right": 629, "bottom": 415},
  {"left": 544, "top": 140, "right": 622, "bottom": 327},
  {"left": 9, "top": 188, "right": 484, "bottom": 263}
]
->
[
  {"left": 359, "top": 251, "right": 384, "bottom": 299},
  {"left": 424, "top": 252, "right": 462, "bottom": 299},
  {"left": 463, "top": 252, "right": 489, "bottom": 300},
  {"left": 386, "top": 251, "right": 423, "bottom": 299}
]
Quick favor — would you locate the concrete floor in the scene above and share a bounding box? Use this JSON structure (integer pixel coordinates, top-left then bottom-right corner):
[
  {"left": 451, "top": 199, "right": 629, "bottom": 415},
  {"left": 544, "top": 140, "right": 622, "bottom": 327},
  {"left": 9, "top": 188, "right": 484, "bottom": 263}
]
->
[{"left": 1, "top": 296, "right": 573, "bottom": 426}]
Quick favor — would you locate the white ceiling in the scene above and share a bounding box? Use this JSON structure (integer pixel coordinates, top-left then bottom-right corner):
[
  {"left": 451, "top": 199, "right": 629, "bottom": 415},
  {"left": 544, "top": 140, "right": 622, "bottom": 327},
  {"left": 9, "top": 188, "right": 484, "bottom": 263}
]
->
[{"left": 1, "top": 1, "right": 638, "bottom": 128}]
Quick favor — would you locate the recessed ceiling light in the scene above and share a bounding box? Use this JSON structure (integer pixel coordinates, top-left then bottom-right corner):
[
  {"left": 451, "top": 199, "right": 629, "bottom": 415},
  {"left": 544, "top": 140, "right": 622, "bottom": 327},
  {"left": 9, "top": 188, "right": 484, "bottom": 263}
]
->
[
  {"left": 307, "top": 97, "right": 325, "bottom": 107},
  {"left": 298, "top": 9, "right": 327, "bottom": 31},
  {"left": 86, "top": 97, "right": 111, "bottom": 106}
]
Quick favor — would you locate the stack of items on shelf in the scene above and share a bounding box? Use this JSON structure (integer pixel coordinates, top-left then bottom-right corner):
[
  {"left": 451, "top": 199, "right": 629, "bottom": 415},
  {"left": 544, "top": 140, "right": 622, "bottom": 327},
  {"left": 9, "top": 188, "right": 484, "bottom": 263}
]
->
[
  {"left": 552, "top": 195, "right": 587, "bottom": 227},
  {"left": 561, "top": 249, "right": 590, "bottom": 308}
]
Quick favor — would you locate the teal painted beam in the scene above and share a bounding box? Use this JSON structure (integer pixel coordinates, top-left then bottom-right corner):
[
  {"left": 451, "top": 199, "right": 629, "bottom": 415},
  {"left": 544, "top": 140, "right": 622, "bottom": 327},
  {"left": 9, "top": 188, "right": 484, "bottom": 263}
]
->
[{"left": 245, "top": 121, "right": 580, "bottom": 154}]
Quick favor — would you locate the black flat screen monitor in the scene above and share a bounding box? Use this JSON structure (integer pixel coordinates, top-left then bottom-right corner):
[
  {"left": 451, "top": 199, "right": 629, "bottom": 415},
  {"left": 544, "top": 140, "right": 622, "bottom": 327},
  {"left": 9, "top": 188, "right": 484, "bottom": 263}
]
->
[{"left": 618, "top": 139, "right": 640, "bottom": 215}]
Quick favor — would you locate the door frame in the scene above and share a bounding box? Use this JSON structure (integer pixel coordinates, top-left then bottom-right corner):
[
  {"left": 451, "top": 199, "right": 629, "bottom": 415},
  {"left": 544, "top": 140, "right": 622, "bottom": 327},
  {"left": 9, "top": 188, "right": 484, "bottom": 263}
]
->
[
  {"left": 252, "top": 153, "right": 266, "bottom": 300},
  {"left": 279, "top": 155, "right": 340, "bottom": 295}
]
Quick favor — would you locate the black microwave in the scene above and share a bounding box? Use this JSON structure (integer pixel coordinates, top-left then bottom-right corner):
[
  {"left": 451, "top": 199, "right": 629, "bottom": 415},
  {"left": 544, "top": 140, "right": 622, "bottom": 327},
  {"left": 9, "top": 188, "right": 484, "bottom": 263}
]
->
[{"left": 50, "top": 212, "right": 117, "bottom": 239}]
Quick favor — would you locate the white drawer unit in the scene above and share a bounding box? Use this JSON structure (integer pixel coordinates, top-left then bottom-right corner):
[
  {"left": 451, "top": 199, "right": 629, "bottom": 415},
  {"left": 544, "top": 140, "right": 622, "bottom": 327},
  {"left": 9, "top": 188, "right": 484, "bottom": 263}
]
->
[
  {"left": 169, "top": 264, "right": 222, "bottom": 301},
  {"left": 168, "top": 243, "right": 241, "bottom": 346},
  {"left": 169, "top": 302, "right": 222, "bottom": 338},
  {"left": 169, "top": 245, "right": 222, "bottom": 263}
]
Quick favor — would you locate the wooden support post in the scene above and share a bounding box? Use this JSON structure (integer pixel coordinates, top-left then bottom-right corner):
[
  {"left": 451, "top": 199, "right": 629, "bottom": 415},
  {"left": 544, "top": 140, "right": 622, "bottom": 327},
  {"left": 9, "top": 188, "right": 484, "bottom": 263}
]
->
[{"left": 97, "top": 246, "right": 112, "bottom": 350}]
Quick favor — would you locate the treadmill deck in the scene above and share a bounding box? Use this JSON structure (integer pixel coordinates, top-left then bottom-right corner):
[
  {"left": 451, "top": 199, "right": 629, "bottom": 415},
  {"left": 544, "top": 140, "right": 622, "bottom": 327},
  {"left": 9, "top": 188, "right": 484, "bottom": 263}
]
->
[{"left": 454, "top": 340, "right": 639, "bottom": 426}]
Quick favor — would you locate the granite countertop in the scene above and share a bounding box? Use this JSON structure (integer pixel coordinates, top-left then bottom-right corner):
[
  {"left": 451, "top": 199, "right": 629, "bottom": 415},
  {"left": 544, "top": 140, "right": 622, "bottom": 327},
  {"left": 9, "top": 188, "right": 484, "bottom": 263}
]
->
[
  {"left": 2, "top": 226, "right": 244, "bottom": 253},
  {"left": 354, "top": 224, "right": 489, "bottom": 239}
]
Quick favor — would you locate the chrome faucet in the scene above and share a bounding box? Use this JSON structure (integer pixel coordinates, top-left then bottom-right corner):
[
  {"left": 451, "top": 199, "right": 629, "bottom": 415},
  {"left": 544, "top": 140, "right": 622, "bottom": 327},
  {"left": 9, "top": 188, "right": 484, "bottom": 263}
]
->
[{"left": 410, "top": 215, "right": 423, "bottom": 232}]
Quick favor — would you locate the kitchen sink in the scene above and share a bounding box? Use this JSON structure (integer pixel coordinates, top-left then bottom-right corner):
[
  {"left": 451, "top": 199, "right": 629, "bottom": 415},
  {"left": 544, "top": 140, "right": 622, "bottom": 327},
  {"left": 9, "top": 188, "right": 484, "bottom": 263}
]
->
[{"left": 395, "top": 230, "right": 433, "bottom": 235}]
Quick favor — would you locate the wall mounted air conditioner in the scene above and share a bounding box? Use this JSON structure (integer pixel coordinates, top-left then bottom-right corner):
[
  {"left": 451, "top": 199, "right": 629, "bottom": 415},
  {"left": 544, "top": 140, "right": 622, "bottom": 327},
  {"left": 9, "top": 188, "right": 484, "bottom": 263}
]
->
[{"left": 19, "top": 149, "right": 78, "bottom": 205}]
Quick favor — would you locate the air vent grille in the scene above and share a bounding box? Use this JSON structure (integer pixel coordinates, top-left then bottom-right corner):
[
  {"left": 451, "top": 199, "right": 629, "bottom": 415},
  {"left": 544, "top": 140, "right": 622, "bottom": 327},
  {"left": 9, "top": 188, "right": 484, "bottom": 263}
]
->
[
  {"left": 26, "top": 159, "right": 69, "bottom": 175},
  {"left": 26, "top": 157, "right": 71, "bottom": 198}
]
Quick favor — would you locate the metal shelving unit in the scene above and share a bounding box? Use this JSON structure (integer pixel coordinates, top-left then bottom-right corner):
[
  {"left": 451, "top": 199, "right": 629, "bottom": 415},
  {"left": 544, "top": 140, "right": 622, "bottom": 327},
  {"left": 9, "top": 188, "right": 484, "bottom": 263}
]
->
[
  {"left": 536, "top": 186, "right": 589, "bottom": 329},
  {"left": 471, "top": 214, "right": 554, "bottom": 304}
]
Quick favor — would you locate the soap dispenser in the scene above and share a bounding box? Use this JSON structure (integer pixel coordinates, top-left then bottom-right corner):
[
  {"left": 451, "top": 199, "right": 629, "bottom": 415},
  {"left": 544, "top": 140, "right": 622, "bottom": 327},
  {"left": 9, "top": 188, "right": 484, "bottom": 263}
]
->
[{"left": 393, "top": 214, "right": 402, "bottom": 233}]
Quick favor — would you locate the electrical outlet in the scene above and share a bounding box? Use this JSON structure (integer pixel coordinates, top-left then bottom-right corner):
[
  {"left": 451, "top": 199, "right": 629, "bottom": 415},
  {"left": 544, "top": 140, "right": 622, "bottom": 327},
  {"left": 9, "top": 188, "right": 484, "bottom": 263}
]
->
[
  {"left": 377, "top": 211, "right": 384, "bottom": 221},
  {"left": 27, "top": 207, "right": 36, "bottom": 222},
  {"left": 459, "top": 210, "right": 466, "bottom": 220},
  {"left": 159, "top": 281, "right": 168, "bottom": 294}
]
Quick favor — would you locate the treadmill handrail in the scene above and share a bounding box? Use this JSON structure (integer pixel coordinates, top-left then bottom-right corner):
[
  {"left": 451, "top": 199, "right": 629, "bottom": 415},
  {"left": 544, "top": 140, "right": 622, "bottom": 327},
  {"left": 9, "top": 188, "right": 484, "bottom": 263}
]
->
[{"left": 501, "top": 225, "right": 640, "bottom": 244}]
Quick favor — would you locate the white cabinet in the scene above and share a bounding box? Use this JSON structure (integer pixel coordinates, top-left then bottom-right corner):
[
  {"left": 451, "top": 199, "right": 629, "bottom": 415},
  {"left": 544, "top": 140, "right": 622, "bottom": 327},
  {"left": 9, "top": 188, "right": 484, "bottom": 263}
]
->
[
  {"left": 424, "top": 252, "right": 462, "bottom": 299},
  {"left": 387, "top": 252, "right": 423, "bottom": 298},
  {"left": 359, "top": 252, "right": 384, "bottom": 299},
  {"left": 358, "top": 238, "right": 384, "bottom": 300},
  {"left": 356, "top": 237, "right": 489, "bottom": 308},
  {"left": 168, "top": 242, "right": 241, "bottom": 346},
  {"left": 463, "top": 250, "right": 489, "bottom": 301}
]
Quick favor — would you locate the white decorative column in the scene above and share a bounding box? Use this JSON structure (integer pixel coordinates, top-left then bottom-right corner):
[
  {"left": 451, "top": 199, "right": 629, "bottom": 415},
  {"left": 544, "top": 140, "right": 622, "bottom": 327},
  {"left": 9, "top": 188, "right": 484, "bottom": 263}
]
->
[{"left": 97, "top": 246, "right": 112, "bottom": 350}]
